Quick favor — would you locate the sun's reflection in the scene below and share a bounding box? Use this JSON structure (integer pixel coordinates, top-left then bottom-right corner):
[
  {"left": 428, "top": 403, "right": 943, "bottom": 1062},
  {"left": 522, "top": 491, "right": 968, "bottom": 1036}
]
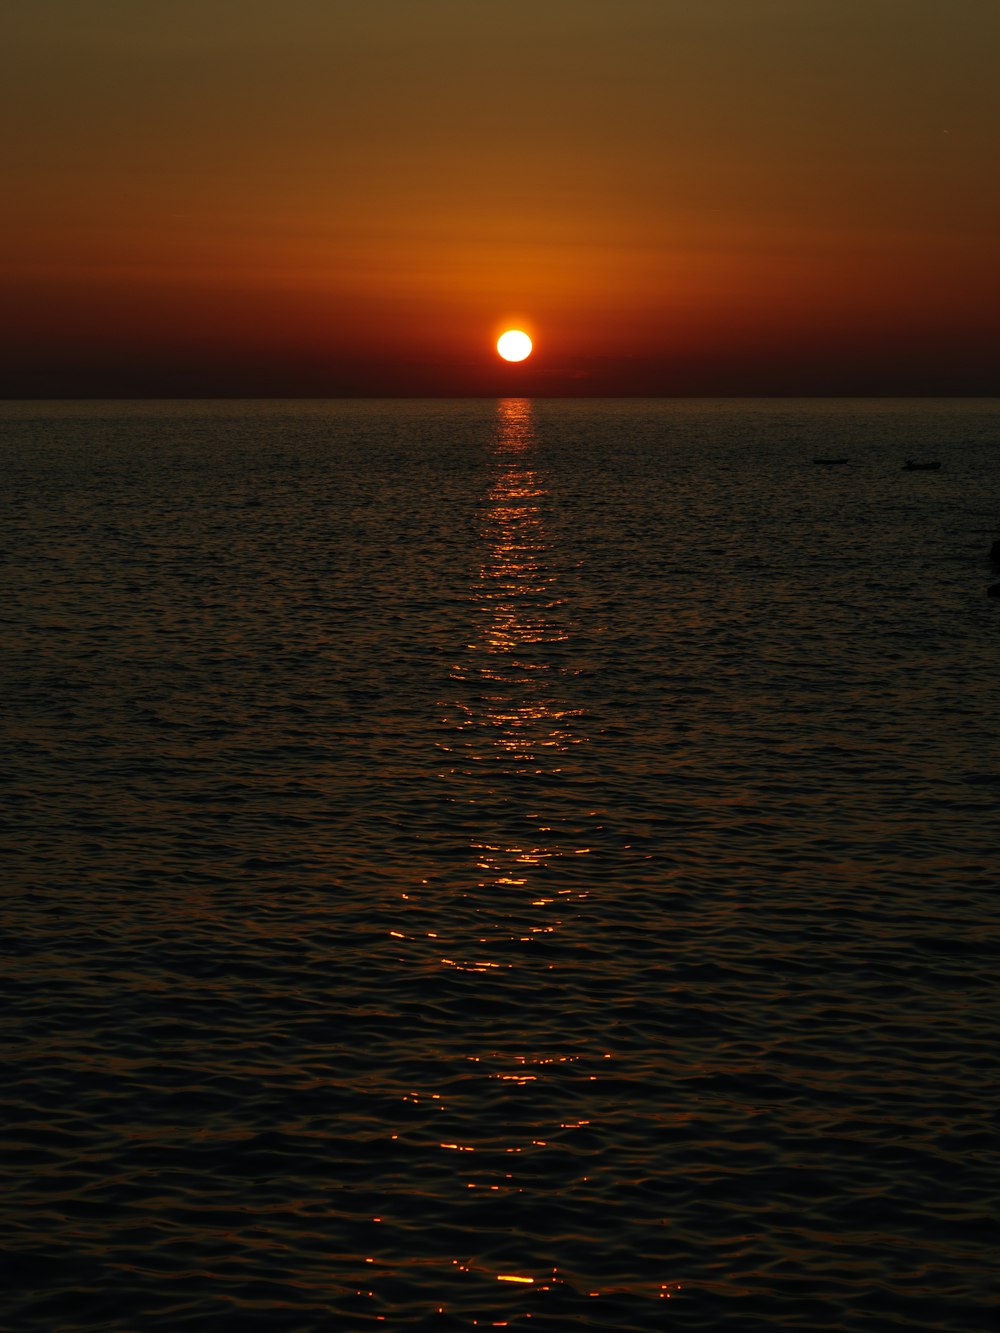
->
[
  {"left": 477, "top": 400, "right": 566, "bottom": 667},
  {"left": 472, "top": 399, "right": 577, "bottom": 765},
  {"left": 364, "top": 402, "right": 674, "bottom": 1331},
  {"left": 428, "top": 398, "right": 594, "bottom": 974}
]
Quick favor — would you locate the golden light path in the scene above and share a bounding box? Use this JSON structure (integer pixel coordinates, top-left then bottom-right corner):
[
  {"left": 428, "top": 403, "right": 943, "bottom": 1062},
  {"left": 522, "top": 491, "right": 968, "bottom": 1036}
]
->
[
  {"left": 365, "top": 401, "right": 684, "bottom": 1323},
  {"left": 496, "top": 329, "right": 532, "bottom": 362}
]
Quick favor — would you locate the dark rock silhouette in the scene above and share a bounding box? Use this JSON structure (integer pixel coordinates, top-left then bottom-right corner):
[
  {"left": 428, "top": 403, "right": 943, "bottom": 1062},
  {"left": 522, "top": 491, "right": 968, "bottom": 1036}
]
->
[{"left": 988, "top": 583, "right": 1000, "bottom": 599}]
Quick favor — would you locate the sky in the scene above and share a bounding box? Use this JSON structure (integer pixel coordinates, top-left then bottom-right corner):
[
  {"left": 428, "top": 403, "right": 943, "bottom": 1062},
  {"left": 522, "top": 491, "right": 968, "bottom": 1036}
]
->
[{"left": 3, "top": 0, "right": 998, "bottom": 396}]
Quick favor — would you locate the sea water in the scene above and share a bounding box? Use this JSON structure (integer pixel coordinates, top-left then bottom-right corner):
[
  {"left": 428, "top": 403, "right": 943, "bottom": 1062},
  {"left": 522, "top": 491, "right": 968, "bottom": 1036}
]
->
[{"left": 3, "top": 398, "right": 999, "bottom": 1331}]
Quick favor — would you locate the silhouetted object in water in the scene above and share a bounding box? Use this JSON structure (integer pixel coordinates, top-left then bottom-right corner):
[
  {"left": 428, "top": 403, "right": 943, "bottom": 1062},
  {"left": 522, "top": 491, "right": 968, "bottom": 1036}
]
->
[
  {"left": 903, "top": 460, "right": 941, "bottom": 471},
  {"left": 989, "top": 539, "right": 1000, "bottom": 565},
  {"left": 813, "top": 457, "right": 849, "bottom": 465},
  {"left": 988, "top": 583, "right": 1000, "bottom": 599}
]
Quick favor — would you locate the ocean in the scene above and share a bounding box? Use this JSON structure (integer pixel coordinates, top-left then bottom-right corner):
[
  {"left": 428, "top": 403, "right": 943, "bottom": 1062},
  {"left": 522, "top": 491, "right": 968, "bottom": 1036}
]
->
[{"left": 3, "top": 397, "right": 999, "bottom": 1331}]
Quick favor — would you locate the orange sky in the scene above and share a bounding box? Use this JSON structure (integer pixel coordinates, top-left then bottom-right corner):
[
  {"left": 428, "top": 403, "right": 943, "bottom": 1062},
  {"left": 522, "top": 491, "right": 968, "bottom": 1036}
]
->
[{"left": 3, "top": 0, "right": 998, "bottom": 395}]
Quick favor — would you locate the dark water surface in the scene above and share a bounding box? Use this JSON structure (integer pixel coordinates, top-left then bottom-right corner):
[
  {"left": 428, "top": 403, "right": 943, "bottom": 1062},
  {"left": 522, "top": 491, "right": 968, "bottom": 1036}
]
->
[{"left": 3, "top": 398, "right": 999, "bottom": 1331}]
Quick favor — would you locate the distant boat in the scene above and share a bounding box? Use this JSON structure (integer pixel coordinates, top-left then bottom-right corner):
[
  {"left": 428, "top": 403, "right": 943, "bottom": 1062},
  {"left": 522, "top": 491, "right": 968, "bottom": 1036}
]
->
[
  {"left": 813, "top": 457, "right": 849, "bottom": 465},
  {"left": 903, "top": 460, "right": 941, "bottom": 471}
]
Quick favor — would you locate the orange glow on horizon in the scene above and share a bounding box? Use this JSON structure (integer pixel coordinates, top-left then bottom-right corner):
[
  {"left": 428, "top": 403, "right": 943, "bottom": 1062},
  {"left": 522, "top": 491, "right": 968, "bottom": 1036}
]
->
[{"left": 2, "top": 5, "right": 996, "bottom": 395}]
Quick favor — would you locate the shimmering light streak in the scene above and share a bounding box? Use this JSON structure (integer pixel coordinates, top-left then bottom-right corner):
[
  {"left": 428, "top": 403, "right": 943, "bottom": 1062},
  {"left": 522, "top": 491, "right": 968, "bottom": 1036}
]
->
[{"left": 422, "top": 398, "right": 596, "bottom": 978}]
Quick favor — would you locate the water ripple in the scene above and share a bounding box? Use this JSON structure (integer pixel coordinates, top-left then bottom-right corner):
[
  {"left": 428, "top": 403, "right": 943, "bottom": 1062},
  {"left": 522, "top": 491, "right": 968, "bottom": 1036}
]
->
[{"left": 2, "top": 397, "right": 998, "bottom": 1331}]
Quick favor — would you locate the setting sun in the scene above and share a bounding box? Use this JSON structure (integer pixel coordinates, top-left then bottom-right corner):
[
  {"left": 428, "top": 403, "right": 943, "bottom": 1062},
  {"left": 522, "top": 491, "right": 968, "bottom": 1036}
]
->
[{"left": 497, "top": 330, "right": 533, "bottom": 362}]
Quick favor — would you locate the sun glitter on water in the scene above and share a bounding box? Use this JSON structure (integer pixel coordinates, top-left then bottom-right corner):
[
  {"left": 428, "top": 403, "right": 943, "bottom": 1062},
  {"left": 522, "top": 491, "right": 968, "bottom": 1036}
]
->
[{"left": 497, "top": 330, "right": 532, "bottom": 362}]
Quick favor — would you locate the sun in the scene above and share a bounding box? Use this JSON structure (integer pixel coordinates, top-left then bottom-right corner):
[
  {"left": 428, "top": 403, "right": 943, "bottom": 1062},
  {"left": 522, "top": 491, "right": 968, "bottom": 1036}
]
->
[{"left": 497, "top": 329, "right": 532, "bottom": 362}]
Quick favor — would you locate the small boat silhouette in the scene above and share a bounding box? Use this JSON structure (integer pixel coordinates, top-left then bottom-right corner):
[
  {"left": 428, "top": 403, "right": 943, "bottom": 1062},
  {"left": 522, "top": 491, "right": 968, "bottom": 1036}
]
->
[
  {"left": 813, "top": 457, "right": 849, "bottom": 465},
  {"left": 903, "top": 460, "right": 941, "bottom": 471}
]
